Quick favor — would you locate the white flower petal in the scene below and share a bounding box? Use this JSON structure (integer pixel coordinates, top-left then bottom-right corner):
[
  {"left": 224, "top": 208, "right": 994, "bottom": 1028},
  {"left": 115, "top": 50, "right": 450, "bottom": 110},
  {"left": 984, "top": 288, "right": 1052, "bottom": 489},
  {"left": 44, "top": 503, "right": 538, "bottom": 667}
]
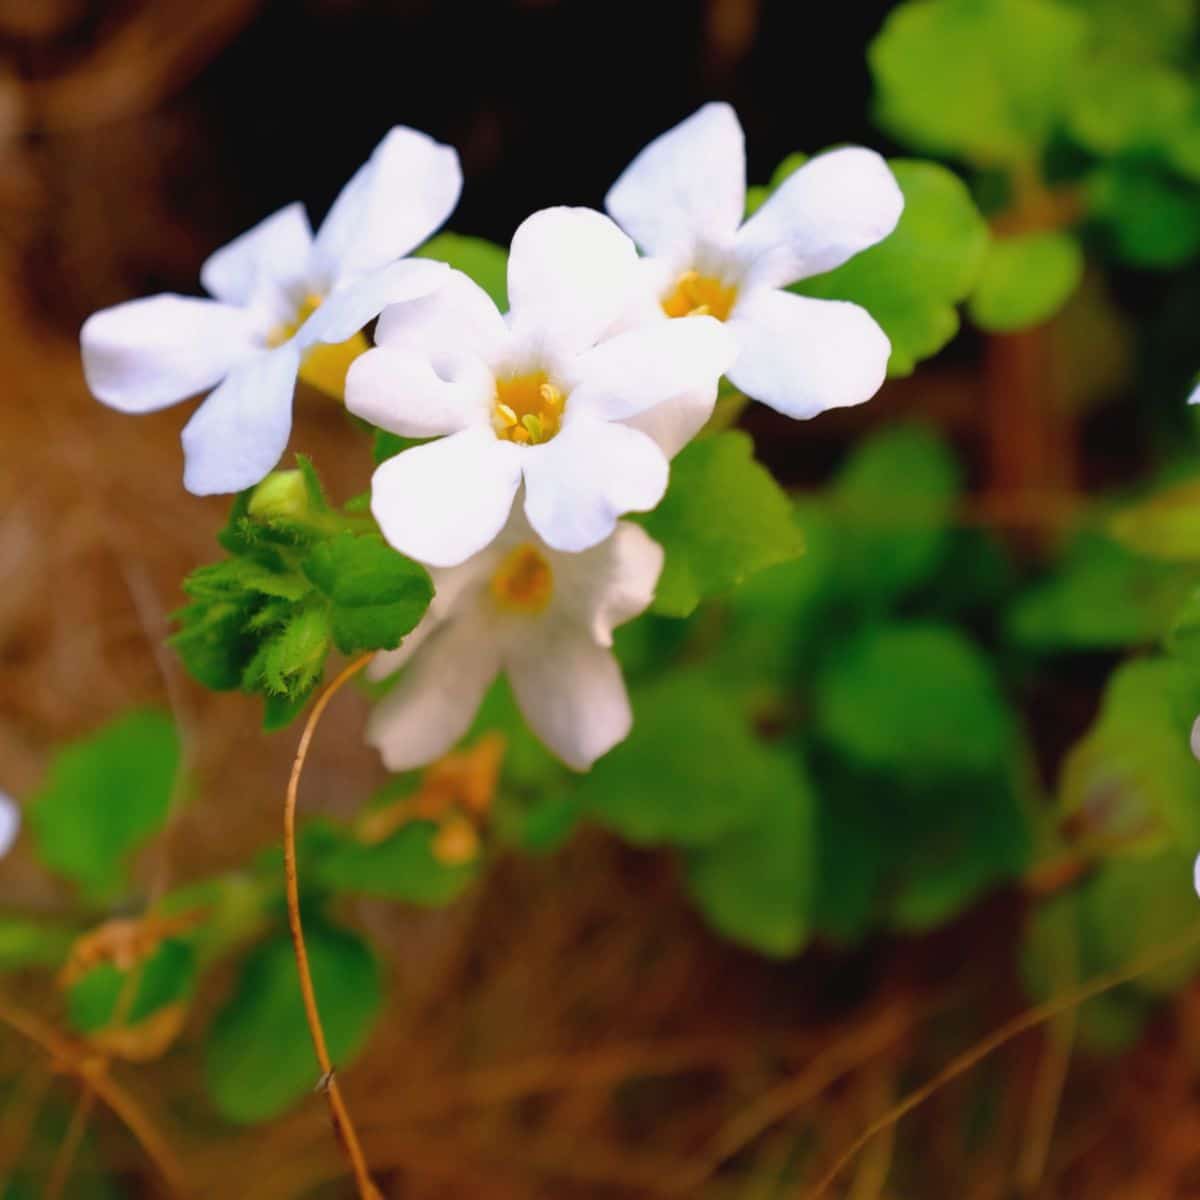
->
[
  {"left": 727, "top": 289, "right": 890, "bottom": 419},
  {"left": 370, "top": 427, "right": 523, "bottom": 567},
  {"left": 522, "top": 418, "right": 668, "bottom": 553},
  {"left": 553, "top": 521, "right": 664, "bottom": 646},
  {"left": 180, "top": 343, "right": 301, "bottom": 494},
  {"left": 200, "top": 202, "right": 314, "bottom": 306},
  {"left": 81, "top": 295, "right": 261, "bottom": 414},
  {"left": 736, "top": 147, "right": 903, "bottom": 287},
  {"left": 1188, "top": 382, "right": 1200, "bottom": 406},
  {"left": 346, "top": 345, "right": 488, "bottom": 437},
  {"left": 376, "top": 268, "right": 509, "bottom": 366},
  {"left": 366, "top": 616, "right": 501, "bottom": 771},
  {"left": 1191, "top": 714, "right": 1200, "bottom": 760},
  {"left": 506, "top": 207, "right": 639, "bottom": 354},
  {"left": 605, "top": 102, "right": 746, "bottom": 255},
  {"left": 568, "top": 315, "right": 735, "bottom": 420},
  {"left": 0, "top": 792, "right": 19, "bottom": 858},
  {"left": 622, "top": 390, "right": 715, "bottom": 460},
  {"left": 507, "top": 621, "right": 632, "bottom": 770},
  {"left": 313, "top": 126, "right": 462, "bottom": 286},
  {"left": 299, "top": 258, "right": 447, "bottom": 348}
]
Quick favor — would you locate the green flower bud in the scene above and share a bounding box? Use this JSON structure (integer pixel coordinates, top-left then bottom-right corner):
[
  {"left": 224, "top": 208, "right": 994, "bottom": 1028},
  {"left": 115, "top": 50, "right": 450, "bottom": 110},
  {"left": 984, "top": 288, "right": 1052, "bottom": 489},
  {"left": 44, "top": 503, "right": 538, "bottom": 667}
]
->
[{"left": 248, "top": 471, "right": 310, "bottom": 523}]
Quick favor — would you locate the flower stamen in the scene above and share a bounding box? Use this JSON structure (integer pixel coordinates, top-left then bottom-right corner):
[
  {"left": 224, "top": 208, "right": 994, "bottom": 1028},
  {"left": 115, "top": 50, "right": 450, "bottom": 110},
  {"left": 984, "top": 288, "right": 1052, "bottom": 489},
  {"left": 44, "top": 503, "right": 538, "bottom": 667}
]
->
[
  {"left": 490, "top": 543, "right": 554, "bottom": 613},
  {"left": 661, "top": 270, "right": 737, "bottom": 321},
  {"left": 491, "top": 372, "right": 566, "bottom": 444}
]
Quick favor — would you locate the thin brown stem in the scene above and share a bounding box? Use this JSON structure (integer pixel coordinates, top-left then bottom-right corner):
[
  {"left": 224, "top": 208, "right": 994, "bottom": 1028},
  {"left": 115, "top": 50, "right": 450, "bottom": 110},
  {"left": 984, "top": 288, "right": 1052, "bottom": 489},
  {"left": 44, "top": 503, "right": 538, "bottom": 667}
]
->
[
  {"left": 44, "top": 1087, "right": 96, "bottom": 1200},
  {"left": 803, "top": 922, "right": 1200, "bottom": 1199},
  {"left": 283, "top": 654, "right": 381, "bottom": 1200}
]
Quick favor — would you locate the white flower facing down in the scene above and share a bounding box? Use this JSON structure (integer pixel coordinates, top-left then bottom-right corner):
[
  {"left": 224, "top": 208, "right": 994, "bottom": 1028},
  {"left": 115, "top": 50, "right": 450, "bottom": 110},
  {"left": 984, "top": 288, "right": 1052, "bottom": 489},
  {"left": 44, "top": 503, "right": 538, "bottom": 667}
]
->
[
  {"left": 606, "top": 102, "right": 904, "bottom": 421},
  {"left": 345, "top": 206, "right": 736, "bottom": 568},
  {"left": 366, "top": 511, "right": 663, "bottom": 772},
  {"left": 0, "top": 792, "right": 19, "bottom": 859},
  {"left": 81, "top": 126, "right": 462, "bottom": 495}
]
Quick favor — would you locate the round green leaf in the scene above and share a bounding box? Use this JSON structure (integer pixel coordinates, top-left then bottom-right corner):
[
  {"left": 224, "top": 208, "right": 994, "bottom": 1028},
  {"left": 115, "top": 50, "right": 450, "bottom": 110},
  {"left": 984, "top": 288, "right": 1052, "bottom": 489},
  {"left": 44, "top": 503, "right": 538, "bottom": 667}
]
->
[{"left": 968, "top": 231, "right": 1084, "bottom": 333}]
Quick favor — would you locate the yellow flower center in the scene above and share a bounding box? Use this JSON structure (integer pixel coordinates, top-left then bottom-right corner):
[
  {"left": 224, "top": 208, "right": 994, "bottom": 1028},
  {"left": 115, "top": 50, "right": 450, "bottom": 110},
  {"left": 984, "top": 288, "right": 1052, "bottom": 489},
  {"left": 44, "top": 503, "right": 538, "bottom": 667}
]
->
[
  {"left": 490, "top": 543, "right": 554, "bottom": 613},
  {"left": 268, "top": 292, "right": 367, "bottom": 402},
  {"left": 491, "top": 371, "right": 566, "bottom": 445},
  {"left": 661, "top": 270, "right": 738, "bottom": 321}
]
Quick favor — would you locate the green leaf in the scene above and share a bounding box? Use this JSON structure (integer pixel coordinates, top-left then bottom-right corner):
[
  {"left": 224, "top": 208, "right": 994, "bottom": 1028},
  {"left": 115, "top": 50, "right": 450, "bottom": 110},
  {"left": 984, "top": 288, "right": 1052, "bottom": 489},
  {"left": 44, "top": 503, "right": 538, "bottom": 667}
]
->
[
  {"left": 241, "top": 602, "right": 330, "bottom": 700},
  {"left": 829, "top": 423, "right": 962, "bottom": 606},
  {"left": 417, "top": 233, "right": 509, "bottom": 310},
  {"left": 29, "top": 711, "right": 180, "bottom": 900},
  {"left": 1010, "top": 530, "right": 1195, "bottom": 650},
  {"left": 303, "top": 532, "right": 434, "bottom": 654},
  {"left": 1110, "top": 478, "right": 1200, "bottom": 561},
  {"left": 816, "top": 623, "right": 1011, "bottom": 781},
  {"left": 0, "top": 917, "right": 77, "bottom": 971},
  {"left": 312, "top": 821, "right": 479, "bottom": 905},
  {"left": 205, "top": 920, "right": 381, "bottom": 1124},
  {"left": 1057, "top": 658, "right": 1200, "bottom": 855},
  {"left": 795, "top": 160, "right": 990, "bottom": 375},
  {"left": 639, "top": 432, "right": 802, "bottom": 618},
  {"left": 1065, "top": 56, "right": 1193, "bottom": 158},
  {"left": 1088, "top": 163, "right": 1200, "bottom": 268},
  {"left": 968, "top": 231, "right": 1084, "bottom": 333},
  {"left": 684, "top": 753, "right": 816, "bottom": 957},
  {"left": 869, "top": 0, "right": 1089, "bottom": 167},
  {"left": 1059, "top": 0, "right": 1195, "bottom": 60},
  {"left": 68, "top": 938, "right": 196, "bottom": 1035},
  {"left": 577, "top": 670, "right": 802, "bottom": 847}
]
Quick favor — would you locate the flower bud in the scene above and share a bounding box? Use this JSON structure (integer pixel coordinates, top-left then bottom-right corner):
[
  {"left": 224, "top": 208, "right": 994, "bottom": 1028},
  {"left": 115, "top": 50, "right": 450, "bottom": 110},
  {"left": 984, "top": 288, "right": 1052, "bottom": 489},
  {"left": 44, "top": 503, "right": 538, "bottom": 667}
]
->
[{"left": 248, "top": 470, "right": 310, "bottom": 523}]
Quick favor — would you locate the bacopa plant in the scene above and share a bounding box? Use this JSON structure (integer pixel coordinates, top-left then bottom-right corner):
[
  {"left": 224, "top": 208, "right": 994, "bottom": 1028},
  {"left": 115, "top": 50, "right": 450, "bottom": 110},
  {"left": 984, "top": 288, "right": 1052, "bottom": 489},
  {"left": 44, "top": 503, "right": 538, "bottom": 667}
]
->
[{"left": 8, "top": 2, "right": 1200, "bottom": 1195}]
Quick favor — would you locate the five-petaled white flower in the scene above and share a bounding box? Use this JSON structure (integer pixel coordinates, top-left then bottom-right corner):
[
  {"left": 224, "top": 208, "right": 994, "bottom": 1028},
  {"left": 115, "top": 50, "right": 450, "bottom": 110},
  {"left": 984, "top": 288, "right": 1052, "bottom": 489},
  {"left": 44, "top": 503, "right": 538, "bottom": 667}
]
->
[
  {"left": 345, "top": 206, "right": 736, "bottom": 567},
  {"left": 366, "top": 511, "right": 663, "bottom": 771},
  {"left": 81, "top": 126, "right": 462, "bottom": 495},
  {"left": 605, "top": 102, "right": 904, "bottom": 421}
]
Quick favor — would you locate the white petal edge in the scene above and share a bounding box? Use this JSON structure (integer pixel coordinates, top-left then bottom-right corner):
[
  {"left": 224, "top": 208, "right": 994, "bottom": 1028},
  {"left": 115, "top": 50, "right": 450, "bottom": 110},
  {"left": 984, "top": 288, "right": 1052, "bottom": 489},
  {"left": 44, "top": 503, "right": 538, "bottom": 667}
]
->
[
  {"left": 605, "top": 102, "right": 746, "bottom": 256},
  {"left": 376, "top": 268, "right": 509, "bottom": 366},
  {"left": 0, "top": 792, "right": 19, "bottom": 858},
  {"left": 200, "top": 202, "right": 314, "bottom": 306},
  {"left": 81, "top": 295, "right": 261, "bottom": 414},
  {"left": 726, "top": 289, "right": 890, "bottom": 420},
  {"left": 370, "top": 427, "right": 523, "bottom": 567},
  {"left": 313, "top": 126, "right": 463, "bottom": 286},
  {"left": 507, "top": 622, "right": 632, "bottom": 770},
  {"left": 181, "top": 343, "right": 301, "bottom": 495},
  {"left": 568, "top": 315, "right": 735, "bottom": 421},
  {"left": 366, "top": 615, "right": 501, "bottom": 772},
  {"left": 506, "top": 207, "right": 640, "bottom": 355},
  {"left": 622, "top": 390, "right": 716, "bottom": 460},
  {"left": 346, "top": 345, "right": 489, "bottom": 437},
  {"left": 300, "top": 258, "right": 448, "bottom": 347},
  {"left": 736, "top": 147, "right": 904, "bottom": 288},
  {"left": 522, "top": 418, "right": 668, "bottom": 553},
  {"left": 553, "top": 521, "right": 664, "bottom": 646}
]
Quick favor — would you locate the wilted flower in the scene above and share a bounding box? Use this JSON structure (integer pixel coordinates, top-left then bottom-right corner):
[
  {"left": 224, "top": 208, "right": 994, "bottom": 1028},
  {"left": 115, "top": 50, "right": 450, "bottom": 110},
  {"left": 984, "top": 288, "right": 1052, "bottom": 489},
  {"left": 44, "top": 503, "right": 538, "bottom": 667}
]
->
[
  {"left": 606, "top": 102, "right": 903, "bottom": 420},
  {"left": 366, "top": 511, "right": 663, "bottom": 771},
  {"left": 81, "top": 126, "right": 460, "bottom": 495},
  {"left": 346, "top": 206, "right": 735, "bottom": 566}
]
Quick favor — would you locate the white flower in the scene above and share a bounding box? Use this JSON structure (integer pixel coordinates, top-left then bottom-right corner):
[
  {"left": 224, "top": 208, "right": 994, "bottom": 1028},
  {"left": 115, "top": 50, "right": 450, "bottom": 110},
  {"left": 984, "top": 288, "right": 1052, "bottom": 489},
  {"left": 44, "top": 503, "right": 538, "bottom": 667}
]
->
[
  {"left": 366, "top": 511, "right": 663, "bottom": 771},
  {"left": 605, "top": 102, "right": 903, "bottom": 421},
  {"left": 0, "top": 792, "right": 19, "bottom": 858},
  {"left": 346, "top": 206, "right": 736, "bottom": 567},
  {"left": 81, "top": 126, "right": 462, "bottom": 495}
]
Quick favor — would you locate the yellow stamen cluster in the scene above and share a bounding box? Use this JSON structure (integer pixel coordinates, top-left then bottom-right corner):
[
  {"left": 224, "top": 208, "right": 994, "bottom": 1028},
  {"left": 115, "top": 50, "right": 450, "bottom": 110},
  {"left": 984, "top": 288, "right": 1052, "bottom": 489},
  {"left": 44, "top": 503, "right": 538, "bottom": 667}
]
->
[
  {"left": 491, "top": 371, "right": 565, "bottom": 444},
  {"left": 268, "top": 292, "right": 324, "bottom": 347},
  {"left": 661, "top": 270, "right": 738, "bottom": 321},
  {"left": 490, "top": 543, "right": 554, "bottom": 613}
]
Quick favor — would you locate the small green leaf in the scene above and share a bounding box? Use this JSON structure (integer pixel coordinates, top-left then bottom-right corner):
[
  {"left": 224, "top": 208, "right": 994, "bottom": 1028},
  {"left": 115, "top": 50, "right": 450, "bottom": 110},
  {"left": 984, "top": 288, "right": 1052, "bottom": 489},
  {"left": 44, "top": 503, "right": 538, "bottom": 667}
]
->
[
  {"left": 30, "top": 711, "right": 180, "bottom": 900},
  {"left": 968, "top": 231, "right": 1084, "bottom": 333},
  {"left": 829, "top": 423, "right": 962, "bottom": 605},
  {"left": 869, "top": 0, "right": 1089, "bottom": 167},
  {"left": 242, "top": 602, "right": 331, "bottom": 700},
  {"left": 1065, "top": 56, "right": 1193, "bottom": 158},
  {"left": 68, "top": 939, "right": 196, "bottom": 1035},
  {"left": 577, "top": 671, "right": 801, "bottom": 847},
  {"left": 1110, "top": 478, "right": 1200, "bottom": 561},
  {"left": 639, "top": 432, "right": 802, "bottom": 618},
  {"left": 0, "top": 917, "right": 77, "bottom": 971},
  {"left": 795, "top": 160, "right": 990, "bottom": 375},
  {"left": 303, "top": 532, "right": 434, "bottom": 654},
  {"left": 816, "top": 623, "right": 1011, "bottom": 781},
  {"left": 1088, "top": 163, "right": 1200, "bottom": 268},
  {"left": 684, "top": 754, "right": 815, "bottom": 957},
  {"left": 312, "top": 822, "right": 479, "bottom": 905},
  {"left": 205, "top": 920, "right": 381, "bottom": 1124},
  {"left": 417, "top": 233, "right": 509, "bottom": 310}
]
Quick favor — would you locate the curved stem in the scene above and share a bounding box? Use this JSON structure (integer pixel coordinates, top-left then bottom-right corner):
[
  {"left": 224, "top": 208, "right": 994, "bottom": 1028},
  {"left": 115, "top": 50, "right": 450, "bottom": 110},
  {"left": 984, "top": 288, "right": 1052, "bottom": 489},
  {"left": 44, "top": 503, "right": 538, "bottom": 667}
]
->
[
  {"left": 804, "top": 922, "right": 1200, "bottom": 1199},
  {"left": 283, "top": 655, "right": 381, "bottom": 1200}
]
